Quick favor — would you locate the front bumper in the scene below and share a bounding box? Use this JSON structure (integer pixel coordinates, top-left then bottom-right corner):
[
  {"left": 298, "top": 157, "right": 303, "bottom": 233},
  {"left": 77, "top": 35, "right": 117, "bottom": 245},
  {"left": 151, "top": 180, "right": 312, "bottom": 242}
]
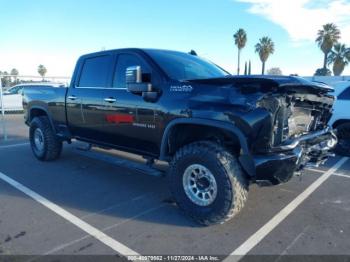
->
[{"left": 243, "top": 127, "right": 337, "bottom": 186}]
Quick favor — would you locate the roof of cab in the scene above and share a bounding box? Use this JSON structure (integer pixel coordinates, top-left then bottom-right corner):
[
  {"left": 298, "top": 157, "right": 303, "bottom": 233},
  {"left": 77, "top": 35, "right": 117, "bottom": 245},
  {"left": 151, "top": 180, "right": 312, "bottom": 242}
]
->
[{"left": 78, "top": 48, "right": 190, "bottom": 59}]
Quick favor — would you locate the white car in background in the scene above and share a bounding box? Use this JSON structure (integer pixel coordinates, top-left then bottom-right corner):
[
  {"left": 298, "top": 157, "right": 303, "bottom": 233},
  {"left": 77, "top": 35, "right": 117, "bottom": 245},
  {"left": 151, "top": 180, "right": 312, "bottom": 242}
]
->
[
  {"left": 1, "top": 83, "right": 65, "bottom": 111},
  {"left": 328, "top": 81, "right": 350, "bottom": 156}
]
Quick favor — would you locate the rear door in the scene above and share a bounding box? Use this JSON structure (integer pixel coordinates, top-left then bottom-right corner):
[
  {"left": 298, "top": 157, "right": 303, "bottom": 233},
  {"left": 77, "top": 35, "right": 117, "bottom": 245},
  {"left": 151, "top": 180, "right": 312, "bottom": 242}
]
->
[{"left": 66, "top": 54, "right": 115, "bottom": 141}]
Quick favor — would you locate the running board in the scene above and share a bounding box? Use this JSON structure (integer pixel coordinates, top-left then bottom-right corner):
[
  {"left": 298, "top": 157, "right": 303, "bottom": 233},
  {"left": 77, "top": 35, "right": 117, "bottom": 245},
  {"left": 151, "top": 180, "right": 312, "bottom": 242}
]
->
[
  {"left": 76, "top": 142, "right": 92, "bottom": 151},
  {"left": 75, "top": 148, "right": 165, "bottom": 178}
]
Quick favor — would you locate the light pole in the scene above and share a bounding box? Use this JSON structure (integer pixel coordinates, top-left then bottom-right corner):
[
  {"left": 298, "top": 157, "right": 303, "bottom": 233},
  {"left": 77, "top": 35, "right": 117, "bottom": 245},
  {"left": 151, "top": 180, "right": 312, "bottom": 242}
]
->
[{"left": 0, "top": 77, "right": 7, "bottom": 140}]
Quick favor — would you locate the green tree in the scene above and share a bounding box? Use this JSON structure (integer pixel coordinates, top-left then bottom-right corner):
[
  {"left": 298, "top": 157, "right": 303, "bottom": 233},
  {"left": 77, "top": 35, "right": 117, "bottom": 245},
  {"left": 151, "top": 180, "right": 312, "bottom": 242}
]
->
[
  {"left": 189, "top": 50, "right": 198, "bottom": 56},
  {"left": 10, "top": 68, "right": 19, "bottom": 84},
  {"left": 267, "top": 67, "right": 282, "bottom": 75},
  {"left": 314, "top": 68, "right": 332, "bottom": 76},
  {"left": 255, "top": 37, "right": 275, "bottom": 75},
  {"left": 38, "top": 65, "right": 47, "bottom": 80},
  {"left": 233, "top": 28, "right": 247, "bottom": 75},
  {"left": 315, "top": 23, "right": 341, "bottom": 71},
  {"left": 327, "top": 43, "right": 350, "bottom": 76},
  {"left": 1, "top": 71, "right": 10, "bottom": 87}
]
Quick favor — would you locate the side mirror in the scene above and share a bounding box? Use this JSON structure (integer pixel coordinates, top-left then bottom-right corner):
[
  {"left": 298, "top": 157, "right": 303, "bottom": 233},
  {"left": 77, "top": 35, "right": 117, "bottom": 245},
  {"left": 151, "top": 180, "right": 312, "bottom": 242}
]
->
[
  {"left": 126, "top": 66, "right": 142, "bottom": 84},
  {"left": 126, "top": 66, "right": 150, "bottom": 94},
  {"left": 125, "top": 66, "right": 160, "bottom": 102}
]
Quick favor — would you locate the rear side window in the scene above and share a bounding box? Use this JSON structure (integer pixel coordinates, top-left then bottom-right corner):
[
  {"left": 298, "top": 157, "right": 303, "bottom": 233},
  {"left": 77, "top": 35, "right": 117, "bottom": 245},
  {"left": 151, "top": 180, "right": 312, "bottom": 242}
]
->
[
  {"left": 338, "top": 86, "right": 350, "bottom": 100},
  {"left": 78, "top": 55, "right": 113, "bottom": 87}
]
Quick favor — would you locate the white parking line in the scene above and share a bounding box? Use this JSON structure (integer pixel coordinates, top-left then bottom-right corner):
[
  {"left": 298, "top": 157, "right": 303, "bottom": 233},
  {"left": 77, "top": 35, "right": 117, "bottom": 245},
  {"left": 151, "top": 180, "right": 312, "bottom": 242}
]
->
[
  {"left": 0, "top": 142, "right": 29, "bottom": 149},
  {"left": 333, "top": 173, "right": 350, "bottom": 179},
  {"left": 305, "top": 167, "right": 350, "bottom": 179},
  {"left": 225, "top": 157, "right": 348, "bottom": 261},
  {"left": 0, "top": 171, "right": 140, "bottom": 256},
  {"left": 304, "top": 167, "right": 325, "bottom": 174}
]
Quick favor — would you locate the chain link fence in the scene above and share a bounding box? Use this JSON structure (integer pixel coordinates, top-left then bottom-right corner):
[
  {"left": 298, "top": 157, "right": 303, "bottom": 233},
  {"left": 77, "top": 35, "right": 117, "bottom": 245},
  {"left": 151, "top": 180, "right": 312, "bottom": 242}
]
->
[{"left": 0, "top": 75, "right": 70, "bottom": 141}]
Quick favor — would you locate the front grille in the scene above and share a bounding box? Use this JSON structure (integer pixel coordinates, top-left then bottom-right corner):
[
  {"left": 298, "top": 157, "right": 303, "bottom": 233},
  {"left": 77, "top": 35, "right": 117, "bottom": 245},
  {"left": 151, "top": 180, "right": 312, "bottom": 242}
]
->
[
  {"left": 271, "top": 99, "right": 331, "bottom": 147},
  {"left": 287, "top": 107, "right": 315, "bottom": 137},
  {"left": 276, "top": 104, "right": 330, "bottom": 147},
  {"left": 257, "top": 92, "right": 334, "bottom": 151}
]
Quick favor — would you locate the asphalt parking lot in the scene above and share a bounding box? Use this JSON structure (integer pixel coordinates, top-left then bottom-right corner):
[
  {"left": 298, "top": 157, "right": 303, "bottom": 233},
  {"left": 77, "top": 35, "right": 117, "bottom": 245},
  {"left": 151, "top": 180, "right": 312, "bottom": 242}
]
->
[{"left": 0, "top": 114, "right": 350, "bottom": 260}]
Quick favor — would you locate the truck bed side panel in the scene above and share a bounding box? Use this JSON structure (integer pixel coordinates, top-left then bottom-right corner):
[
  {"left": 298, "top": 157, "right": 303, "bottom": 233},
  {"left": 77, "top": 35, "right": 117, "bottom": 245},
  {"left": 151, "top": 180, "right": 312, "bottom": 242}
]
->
[{"left": 23, "top": 87, "right": 68, "bottom": 130}]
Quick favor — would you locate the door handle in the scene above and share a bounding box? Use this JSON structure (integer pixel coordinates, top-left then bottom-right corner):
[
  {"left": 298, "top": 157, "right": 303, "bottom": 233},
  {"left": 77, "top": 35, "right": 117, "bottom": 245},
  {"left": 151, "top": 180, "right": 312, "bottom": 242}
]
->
[
  {"left": 104, "top": 97, "right": 116, "bottom": 103},
  {"left": 68, "top": 95, "right": 77, "bottom": 101}
]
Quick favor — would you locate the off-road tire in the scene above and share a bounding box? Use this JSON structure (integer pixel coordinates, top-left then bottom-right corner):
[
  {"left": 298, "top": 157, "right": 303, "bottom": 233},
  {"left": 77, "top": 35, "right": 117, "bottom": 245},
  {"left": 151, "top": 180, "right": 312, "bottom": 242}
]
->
[
  {"left": 30, "top": 116, "right": 62, "bottom": 161},
  {"left": 334, "top": 122, "right": 350, "bottom": 157},
  {"left": 168, "top": 141, "right": 248, "bottom": 226}
]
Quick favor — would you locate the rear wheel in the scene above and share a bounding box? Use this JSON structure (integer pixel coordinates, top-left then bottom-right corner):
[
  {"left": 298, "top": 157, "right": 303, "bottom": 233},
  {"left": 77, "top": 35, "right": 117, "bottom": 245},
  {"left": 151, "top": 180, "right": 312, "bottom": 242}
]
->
[
  {"left": 334, "top": 122, "right": 350, "bottom": 157},
  {"left": 30, "top": 116, "right": 62, "bottom": 161},
  {"left": 168, "top": 141, "right": 248, "bottom": 226}
]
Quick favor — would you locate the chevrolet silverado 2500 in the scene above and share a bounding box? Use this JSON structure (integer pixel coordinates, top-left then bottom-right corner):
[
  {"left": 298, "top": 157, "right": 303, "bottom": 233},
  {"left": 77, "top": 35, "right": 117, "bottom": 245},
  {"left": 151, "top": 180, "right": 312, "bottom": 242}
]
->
[{"left": 23, "top": 48, "right": 337, "bottom": 225}]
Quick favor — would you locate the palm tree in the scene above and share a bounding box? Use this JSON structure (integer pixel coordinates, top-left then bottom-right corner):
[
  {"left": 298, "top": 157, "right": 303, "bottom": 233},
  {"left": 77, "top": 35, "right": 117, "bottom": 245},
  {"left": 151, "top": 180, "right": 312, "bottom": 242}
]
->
[
  {"left": 37, "top": 65, "right": 47, "bottom": 80},
  {"left": 327, "top": 43, "right": 350, "bottom": 76},
  {"left": 255, "top": 37, "right": 275, "bottom": 75},
  {"left": 233, "top": 29, "right": 247, "bottom": 75},
  {"left": 316, "top": 23, "right": 341, "bottom": 70}
]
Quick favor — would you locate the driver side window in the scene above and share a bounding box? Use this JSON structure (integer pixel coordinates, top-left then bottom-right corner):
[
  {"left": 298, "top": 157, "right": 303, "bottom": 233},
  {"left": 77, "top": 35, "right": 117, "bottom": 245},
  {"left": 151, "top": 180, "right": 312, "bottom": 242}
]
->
[{"left": 113, "top": 54, "right": 150, "bottom": 89}]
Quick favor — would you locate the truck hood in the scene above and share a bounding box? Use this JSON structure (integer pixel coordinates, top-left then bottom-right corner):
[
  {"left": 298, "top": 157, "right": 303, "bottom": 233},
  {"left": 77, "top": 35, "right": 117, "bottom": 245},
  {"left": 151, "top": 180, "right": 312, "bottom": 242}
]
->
[{"left": 187, "top": 75, "right": 334, "bottom": 94}]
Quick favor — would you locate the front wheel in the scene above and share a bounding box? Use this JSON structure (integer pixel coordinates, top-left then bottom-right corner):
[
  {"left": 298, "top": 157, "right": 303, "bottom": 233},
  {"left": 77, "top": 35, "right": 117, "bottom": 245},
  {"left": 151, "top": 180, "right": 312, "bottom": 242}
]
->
[
  {"left": 30, "top": 116, "right": 62, "bottom": 161},
  {"left": 168, "top": 141, "right": 248, "bottom": 226}
]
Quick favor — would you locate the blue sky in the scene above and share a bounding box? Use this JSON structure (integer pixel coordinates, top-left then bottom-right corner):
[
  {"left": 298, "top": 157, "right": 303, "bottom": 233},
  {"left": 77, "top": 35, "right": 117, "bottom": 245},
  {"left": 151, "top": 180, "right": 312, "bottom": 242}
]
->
[{"left": 1, "top": 0, "right": 349, "bottom": 77}]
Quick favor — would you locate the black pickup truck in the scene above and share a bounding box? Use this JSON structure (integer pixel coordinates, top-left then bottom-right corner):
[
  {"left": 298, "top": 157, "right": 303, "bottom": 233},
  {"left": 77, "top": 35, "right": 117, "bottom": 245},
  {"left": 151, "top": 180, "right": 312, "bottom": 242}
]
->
[{"left": 23, "top": 48, "right": 337, "bottom": 225}]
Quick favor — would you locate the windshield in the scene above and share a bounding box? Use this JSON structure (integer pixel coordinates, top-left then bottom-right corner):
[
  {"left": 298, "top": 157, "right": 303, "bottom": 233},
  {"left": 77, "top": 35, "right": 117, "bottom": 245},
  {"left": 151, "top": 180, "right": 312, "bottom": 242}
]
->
[
  {"left": 6, "top": 86, "right": 23, "bottom": 95},
  {"left": 145, "top": 50, "right": 230, "bottom": 81}
]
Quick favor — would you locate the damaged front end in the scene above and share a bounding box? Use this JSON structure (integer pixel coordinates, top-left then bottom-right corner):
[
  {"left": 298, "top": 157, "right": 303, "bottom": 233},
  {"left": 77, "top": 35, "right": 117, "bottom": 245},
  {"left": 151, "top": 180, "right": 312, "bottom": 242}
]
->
[
  {"left": 188, "top": 75, "right": 337, "bottom": 186},
  {"left": 251, "top": 81, "right": 337, "bottom": 186}
]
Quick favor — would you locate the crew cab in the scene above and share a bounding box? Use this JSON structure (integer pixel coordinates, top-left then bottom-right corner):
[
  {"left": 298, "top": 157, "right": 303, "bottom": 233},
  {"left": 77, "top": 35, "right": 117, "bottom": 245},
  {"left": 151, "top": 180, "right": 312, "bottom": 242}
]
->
[{"left": 23, "top": 48, "right": 337, "bottom": 225}]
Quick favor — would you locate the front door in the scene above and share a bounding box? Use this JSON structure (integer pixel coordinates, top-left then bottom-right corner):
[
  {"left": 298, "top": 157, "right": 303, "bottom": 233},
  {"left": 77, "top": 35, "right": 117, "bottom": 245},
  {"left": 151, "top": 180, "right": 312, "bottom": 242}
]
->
[{"left": 101, "top": 53, "right": 162, "bottom": 156}]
